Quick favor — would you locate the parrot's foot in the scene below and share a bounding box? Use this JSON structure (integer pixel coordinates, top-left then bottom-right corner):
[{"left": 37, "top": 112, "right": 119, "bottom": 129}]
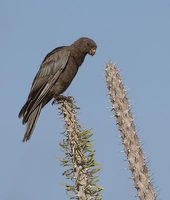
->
[{"left": 52, "top": 95, "right": 73, "bottom": 105}]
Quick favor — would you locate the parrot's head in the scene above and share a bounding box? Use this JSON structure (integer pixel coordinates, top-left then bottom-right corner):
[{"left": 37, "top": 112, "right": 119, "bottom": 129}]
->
[{"left": 72, "top": 37, "right": 97, "bottom": 56}]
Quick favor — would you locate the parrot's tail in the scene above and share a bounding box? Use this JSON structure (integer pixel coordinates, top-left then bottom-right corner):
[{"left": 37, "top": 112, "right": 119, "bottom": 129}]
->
[{"left": 22, "top": 104, "right": 42, "bottom": 142}]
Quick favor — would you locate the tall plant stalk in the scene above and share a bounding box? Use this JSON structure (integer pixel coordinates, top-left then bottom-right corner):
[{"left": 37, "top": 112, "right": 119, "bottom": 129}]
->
[
  {"left": 56, "top": 96, "right": 102, "bottom": 200},
  {"left": 105, "top": 62, "right": 157, "bottom": 200}
]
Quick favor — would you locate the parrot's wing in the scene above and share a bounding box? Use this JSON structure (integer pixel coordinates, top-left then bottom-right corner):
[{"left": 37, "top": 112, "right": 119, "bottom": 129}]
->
[{"left": 19, "top": 46, "right": 70, "bottom": 122}]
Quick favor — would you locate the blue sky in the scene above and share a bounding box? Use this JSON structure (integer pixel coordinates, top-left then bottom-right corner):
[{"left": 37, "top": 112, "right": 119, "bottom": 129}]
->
[{"left": 1, "top": 0, "right": 170, "bottom": 199}]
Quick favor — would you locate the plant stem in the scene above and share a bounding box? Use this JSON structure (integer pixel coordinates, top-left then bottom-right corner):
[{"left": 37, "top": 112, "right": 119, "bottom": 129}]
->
[{"left": 105, "top": 62, "right": 157, "bottom": 200}]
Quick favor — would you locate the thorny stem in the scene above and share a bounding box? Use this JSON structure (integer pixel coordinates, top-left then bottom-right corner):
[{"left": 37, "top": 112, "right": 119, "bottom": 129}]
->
[
  {"left": 105, "top": 62, "right": 157, "bottom": 200},
  {"left": 56, "top": 96, "right": 102, "bottom": 200}
]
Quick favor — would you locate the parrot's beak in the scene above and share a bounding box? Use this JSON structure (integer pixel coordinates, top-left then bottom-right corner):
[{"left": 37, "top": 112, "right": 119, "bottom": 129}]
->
[{"left": 89, "top": 47, "right": 96, "bottom": 56}]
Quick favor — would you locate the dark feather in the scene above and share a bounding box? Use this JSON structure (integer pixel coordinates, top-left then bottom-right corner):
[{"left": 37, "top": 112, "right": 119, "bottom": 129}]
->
[
  {"left": 22, "top": 104, "right": 42, "bottom": 142},
  {"left": 42, "top": 46, "right": 65, "bottom": 63}
]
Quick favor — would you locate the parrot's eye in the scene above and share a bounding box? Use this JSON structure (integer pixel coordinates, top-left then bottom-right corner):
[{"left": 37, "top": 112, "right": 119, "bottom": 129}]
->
[{"left": 87, "top": 42, "right": 90, "bottom": 47}]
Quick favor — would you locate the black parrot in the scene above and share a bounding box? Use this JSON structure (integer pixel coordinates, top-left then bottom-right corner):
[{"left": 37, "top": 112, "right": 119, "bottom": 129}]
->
[{"left": 19, "top": 37, "right": 97, "bottom": 142}]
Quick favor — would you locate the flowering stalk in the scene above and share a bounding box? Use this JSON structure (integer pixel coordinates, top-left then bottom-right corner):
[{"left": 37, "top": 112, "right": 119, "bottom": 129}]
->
[
  {"left": 56, "top": 96, "right": 102, "bottom": 200},
  {"left": 105, "top": 62, "right": 157, "bottom": 200}
]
